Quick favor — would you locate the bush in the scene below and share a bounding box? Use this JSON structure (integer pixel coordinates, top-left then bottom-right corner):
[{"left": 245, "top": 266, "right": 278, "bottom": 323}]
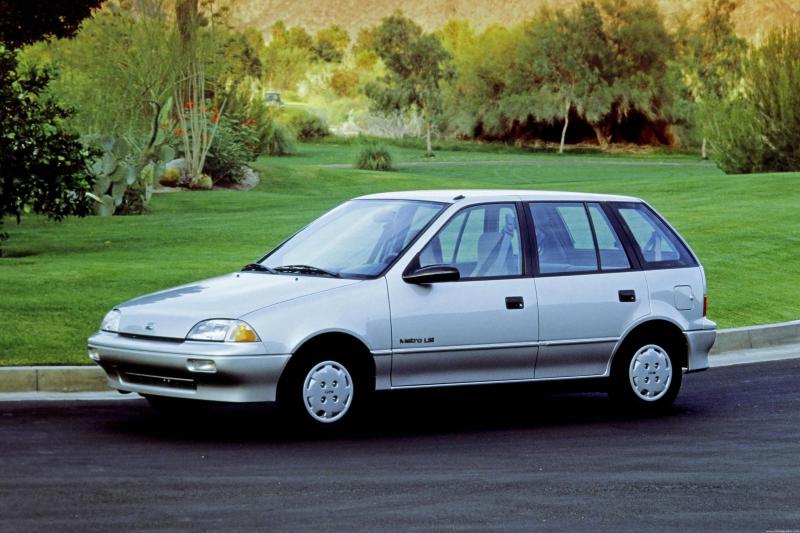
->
[
  {"left": 704, "top": 27, "right": 800, "bottom": 173},
  {"left": 356, "top": 144, "right": 393, "bottom": 171},
  {"left": 203, "top": 114, "right": 260, "bottom": 184},
  {"left": 699, "top": 98, "right": 765, "bottom": 174},
  {"left": 262, "top": 120, "right": 295, "bottom": 156},
  {"left": 329, "top": 69, "right": 359, "bottom": 98},
  {"left": 0, "top": 47, "right": 95, "bottom": 252},
  {"left": 219, "top": 86, "right": 296, "bottom": 158},
  {"left": 284, "top": 108, "right": 330, "bottom": 141}
]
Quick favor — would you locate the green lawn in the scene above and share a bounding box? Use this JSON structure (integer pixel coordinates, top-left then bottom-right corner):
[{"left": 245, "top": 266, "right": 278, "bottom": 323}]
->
[{"left": 2, "top": 140, "right": 799, "bottom": 365}]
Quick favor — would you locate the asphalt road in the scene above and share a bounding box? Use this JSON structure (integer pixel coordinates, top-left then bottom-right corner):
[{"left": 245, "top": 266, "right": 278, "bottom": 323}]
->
[{"left": 1, "top": 359, "right": 799, "bottom": 532}]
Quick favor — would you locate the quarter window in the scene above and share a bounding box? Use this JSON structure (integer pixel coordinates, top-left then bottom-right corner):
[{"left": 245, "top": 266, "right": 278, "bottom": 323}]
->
[
  {"left": 418, "top": 203, "right": 522, "bottom": 279},
  {"left": 614, "top": 203, "right": 696, "bottom": 268}
]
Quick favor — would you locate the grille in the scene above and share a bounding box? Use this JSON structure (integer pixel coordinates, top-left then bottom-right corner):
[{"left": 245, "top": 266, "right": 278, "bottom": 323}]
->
[
  {"left": 120, "top": 371, "right": 196, "bottom": 391},
  {"left": 118, "top": 332, "right": 184, "bottom": 343}
]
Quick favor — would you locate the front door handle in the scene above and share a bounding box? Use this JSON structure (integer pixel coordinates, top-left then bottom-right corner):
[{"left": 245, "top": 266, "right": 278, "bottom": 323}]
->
[
  {"left": 618, "top": 290, "right": 636, "bottom": 302},
  {"left": 505, "top": 296, "right": 524, "bottom": 310}
]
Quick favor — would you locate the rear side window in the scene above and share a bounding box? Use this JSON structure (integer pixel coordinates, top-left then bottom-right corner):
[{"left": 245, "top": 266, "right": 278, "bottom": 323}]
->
[
  {"left": 588, "top": 203, "right": 631, "bottom": 270},
  {"left": 530, "top": 202, "right": 633, "bottom": 274},
  {"left": 530, "top": 202, "right": 598, "bottom": 274},
  {"left": 613, "top": 203, "right": 696, "bottom": 268}
]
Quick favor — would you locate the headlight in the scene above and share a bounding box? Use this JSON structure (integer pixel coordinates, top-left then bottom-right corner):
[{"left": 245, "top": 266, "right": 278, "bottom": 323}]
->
[
  {"left": 101, "top": 309, "right": 121, "bottom": 332},
  {"left": 186, "top": 319, "right": 260, "bottom": 342}
]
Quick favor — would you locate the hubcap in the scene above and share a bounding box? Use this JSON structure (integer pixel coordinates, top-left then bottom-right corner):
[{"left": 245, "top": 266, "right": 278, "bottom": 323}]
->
[
  {"left": 628, "top": 344, "right": 672, "bottom": 402},
  {"left": 302, "top": 360, "right": 353, "bottom": 423}
]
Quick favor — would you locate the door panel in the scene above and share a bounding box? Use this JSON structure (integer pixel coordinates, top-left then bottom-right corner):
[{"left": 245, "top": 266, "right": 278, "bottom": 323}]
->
[
  {"left": 534, "top": 271, "right": 649, "bottom": 378},
  {"left": 528, "top": 201, "right": 649, "bottom": 379},
  {"left": 388, "top": 278, "right": 539, "bottom": 386},
  {"left": 389, "top": 202, "right": 537, "bottom": 387}
]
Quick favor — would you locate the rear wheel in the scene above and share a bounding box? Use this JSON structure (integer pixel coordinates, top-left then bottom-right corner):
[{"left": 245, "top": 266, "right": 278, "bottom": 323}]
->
[{"left": 610, "top": 337, "right": 683, "bottom": 412}]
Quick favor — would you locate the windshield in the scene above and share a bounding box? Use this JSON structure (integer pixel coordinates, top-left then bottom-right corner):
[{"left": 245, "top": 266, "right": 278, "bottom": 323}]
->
[{"left": 261, "top": 199, "right": 446, "bottom": 278}]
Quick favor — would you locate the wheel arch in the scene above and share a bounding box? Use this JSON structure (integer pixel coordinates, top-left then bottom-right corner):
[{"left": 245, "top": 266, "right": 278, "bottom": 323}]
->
[
  {"left": 611, "top": 319, "right": 689, "bottom": 370},
  {"left": 279, "top": 331, "right": 376, "bottom": 391}
]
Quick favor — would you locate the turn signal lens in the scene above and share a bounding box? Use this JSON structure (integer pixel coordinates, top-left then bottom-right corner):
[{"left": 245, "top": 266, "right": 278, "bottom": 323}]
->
[
  {"left": 233, "top": 324, "right": 258, "bottom": 343},
  {"left": 703, "top": 295, "right": 708, "bottom": 317}
]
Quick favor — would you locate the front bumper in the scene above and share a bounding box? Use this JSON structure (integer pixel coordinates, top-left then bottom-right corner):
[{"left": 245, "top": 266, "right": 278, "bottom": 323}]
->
[
  {"left": 684, "top": 328, "right": 717, "bottom": 372},
  {"left": 88, "top": 331, "right": 290, "bottom": 402}
]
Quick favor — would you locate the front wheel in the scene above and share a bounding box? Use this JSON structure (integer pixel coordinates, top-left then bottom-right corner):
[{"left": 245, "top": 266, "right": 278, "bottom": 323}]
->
[
  {"left": 610, "top": 340, "right": 682, "bottom": 412},
  {"left": 278, "top": 354, "right": 368, "bottom": 428}
]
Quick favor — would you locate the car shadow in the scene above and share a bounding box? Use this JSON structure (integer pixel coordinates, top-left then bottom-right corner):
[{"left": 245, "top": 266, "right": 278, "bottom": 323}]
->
[{"left": 106, "top": 379, "right": 699, "bottom": 444}]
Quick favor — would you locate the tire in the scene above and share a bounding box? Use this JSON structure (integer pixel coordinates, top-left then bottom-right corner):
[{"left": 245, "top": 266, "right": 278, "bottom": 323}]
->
[
  {"left": 609, "top": 336, "right": 683, "bottom": 412},
  {"left": 278, "top": 353, "right": 369, "bottom": 429}
]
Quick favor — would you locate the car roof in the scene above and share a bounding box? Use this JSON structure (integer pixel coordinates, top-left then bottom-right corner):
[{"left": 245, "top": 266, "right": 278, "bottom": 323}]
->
[{"left": 356, "top": 189, "right": 641, "bottom": 204}]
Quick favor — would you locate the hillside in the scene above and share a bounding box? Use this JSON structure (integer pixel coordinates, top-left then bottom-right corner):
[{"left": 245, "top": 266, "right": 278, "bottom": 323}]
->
[{"left": 224, "top": 0, "right": 799, "bottom": 41}]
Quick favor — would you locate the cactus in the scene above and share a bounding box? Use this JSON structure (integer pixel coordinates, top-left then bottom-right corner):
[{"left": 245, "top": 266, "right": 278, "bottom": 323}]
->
[
  {"left": 85, "top": 101, "right": 181, "bottom": 215},
  {"left": 86, "top": 98, "right": 182, "bottom": 216},
  {"left": 96, "top": 194, "right": 115, "bottom": 217}
]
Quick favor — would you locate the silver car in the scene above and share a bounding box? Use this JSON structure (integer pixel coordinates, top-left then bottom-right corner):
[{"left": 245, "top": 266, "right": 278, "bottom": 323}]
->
[{"left": 88, "top": 190, "right": 716, "bottom": 426}]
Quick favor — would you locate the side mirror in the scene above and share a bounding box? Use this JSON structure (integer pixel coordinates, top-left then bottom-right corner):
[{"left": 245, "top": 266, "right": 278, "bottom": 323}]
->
[{"left": 402, "top": 265, "right": 460, "bottom": 285}]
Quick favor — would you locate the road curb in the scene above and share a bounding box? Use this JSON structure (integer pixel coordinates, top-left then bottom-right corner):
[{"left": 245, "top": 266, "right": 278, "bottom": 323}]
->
[
  {"left": 2, "top": 320, "right": 800, "bottom": 393},
  {"left": 710, "top": 319, "right": 800, "bottom": 354},
  {"left": 0, "top": 366, "right": 108, "bottom": 393}
]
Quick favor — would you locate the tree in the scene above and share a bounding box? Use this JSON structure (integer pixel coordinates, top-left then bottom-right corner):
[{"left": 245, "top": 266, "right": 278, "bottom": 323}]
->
[
  {"left": 0, "top": 0, "right": 100, "bottom": 252},
  {"left": 263, "top": 21, "right": 314, "bottom": 89},
  {"left": 0, "top": 47, "right": 95, "bottom": 254},
  {"left": 352, "top": 27, "right": 379, "bottom": 70},
  {"left": 682, "top": 0, "right": 747, "bottom": 157},
  {"left": 366, "top": 12, "right": 451, "bottom": 157},
  {"left": 313, "top": 25, "right": 349, "bottom": 63},
  {"left": 440, "top": 22, "right": 518, "bottom": 138},
  {"left": 0, "top": 0, "right": 104, "bottom": 49},
  {"left": 34, "top": 5, "right": 182, "bottom": 135},
  {"left": 599, "top": 0, "right": 675, "bottom": 145},
  {"left": 512, "top": 3, "right": 615, "bottom": 153}
]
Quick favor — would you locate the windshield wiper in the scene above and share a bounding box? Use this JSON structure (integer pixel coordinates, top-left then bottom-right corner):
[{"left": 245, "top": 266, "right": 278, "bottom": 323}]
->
[
  {"left": 273, "top": 264, "right": 341, "bottom": 278},
  {"left": 242, "top": 263, "right": 277, "bottom": 274}
]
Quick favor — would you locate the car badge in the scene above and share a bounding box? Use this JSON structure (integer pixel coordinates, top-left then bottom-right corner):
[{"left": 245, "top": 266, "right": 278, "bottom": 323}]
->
[{"left": 145, "top": 322, "right": 155, "bottom": 331}]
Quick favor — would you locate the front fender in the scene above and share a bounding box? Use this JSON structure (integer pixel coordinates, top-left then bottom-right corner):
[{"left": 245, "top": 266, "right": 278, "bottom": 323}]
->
[{"left": 240, "top": 278, "right": 391, "bottom": 355}]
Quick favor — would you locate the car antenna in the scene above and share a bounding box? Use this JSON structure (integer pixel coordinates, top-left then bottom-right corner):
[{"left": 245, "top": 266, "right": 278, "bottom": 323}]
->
[{"left": 452, "top": 194, "right": 465, "bottom": 200}]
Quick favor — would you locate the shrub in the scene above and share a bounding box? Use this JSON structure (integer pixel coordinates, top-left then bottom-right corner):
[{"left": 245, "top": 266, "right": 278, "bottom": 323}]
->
[
  {"left": 329, "top": 69, "right": 359, "bottom": 98},
  {"left": 1, "top": 47, "right": 95, "bottom": 252},
  {"left": 704, "top": 27, "right": 800, "bottom": 173},
  {"left": 218, "top": 85, "right": 296, "bottom": 158},
  {"left": 159, "top": 167, "right": 181, "bottom": 186},
  {"left": 699, "top": 98, "right": 765, "bottom": 174},
  {"left": 284, "top": 108, "right": 330, "bottom": 141},
  {"left": 356, "top": 144, "right": 393, "bottom": 171},
  {"left": 262, "top": 120, "right": 295, "bottom": 156},
  {"left": 203, "top": 114, "right": 260, "bottom": 184}
]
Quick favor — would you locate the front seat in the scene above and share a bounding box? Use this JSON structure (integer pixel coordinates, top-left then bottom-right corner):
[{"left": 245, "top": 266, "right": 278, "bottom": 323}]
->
[{"left": 475, "top": 213, "right": 517, "bottom": 277}]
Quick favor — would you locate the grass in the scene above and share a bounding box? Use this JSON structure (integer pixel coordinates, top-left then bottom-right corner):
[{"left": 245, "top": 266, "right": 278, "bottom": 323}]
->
[{"left": 2, "top": 140, "right": 799, "bottom": 365}]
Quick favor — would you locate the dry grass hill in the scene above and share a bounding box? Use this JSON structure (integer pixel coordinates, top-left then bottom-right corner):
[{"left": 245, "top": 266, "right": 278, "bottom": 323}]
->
[{"left": 222, "top": 0, "right": 800, "bottom": 41}]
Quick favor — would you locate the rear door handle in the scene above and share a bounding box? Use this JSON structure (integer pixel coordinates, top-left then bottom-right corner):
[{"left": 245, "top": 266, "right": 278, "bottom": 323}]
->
[
  {"left": 618, "top": 290, "right": 636, "bottom": 303},
  {"left": 506, "top": 296, "right": 524, "bottom": 310}
]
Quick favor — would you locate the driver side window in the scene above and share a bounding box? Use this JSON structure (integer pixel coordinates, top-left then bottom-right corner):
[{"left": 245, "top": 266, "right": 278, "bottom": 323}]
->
[{"left": 418, "top": 203, "right": 522, "bottom": 279}]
